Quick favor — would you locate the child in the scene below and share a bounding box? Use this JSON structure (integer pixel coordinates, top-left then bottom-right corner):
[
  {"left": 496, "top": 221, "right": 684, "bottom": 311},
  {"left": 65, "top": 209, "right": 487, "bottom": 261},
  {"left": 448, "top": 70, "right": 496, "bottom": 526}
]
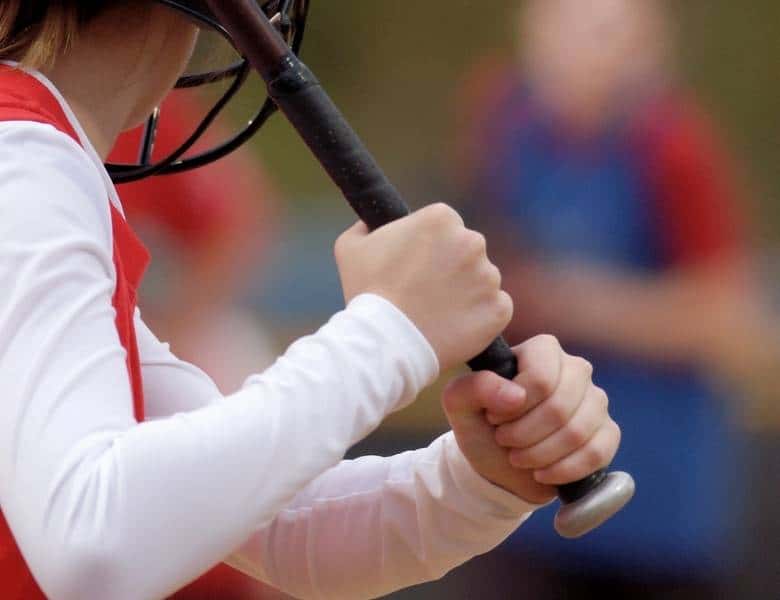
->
[
  {"left": 0, "top": 2, "right": 620, "bottom": 599},
  {"left": 455, "top": 0, "right": 750, "bottom": 597}
]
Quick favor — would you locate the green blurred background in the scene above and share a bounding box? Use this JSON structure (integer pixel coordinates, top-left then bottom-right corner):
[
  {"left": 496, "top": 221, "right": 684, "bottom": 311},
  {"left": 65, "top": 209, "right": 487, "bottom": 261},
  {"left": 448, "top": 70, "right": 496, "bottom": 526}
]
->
[{"left": 245, "top": 0, "right": 779, "bottom": 239}]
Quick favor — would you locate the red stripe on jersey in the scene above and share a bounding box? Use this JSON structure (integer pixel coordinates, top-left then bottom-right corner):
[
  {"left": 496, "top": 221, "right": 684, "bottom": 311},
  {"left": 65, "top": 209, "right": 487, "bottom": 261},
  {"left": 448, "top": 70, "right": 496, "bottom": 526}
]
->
[{"left": 0, "top": 65, "right": 149, "bottom": 598}]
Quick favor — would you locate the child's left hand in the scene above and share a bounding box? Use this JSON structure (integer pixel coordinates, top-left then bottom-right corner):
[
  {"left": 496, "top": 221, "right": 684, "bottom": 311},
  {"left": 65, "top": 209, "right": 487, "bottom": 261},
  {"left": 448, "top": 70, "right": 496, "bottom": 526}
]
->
[{"left": 442, "top": 335, "right": 620, "bottom": 505}]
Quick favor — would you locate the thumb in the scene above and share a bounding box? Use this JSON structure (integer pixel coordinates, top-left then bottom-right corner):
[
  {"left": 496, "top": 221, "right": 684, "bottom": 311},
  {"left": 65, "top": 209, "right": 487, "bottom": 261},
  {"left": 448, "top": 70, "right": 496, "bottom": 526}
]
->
[
  {"left": 342, "top": 220, "right": 370, "bottom": 239},
  {"left": 442, "top": 371, "right": 526, "bottom": 429},
  {"left": 334, "top": 220, "right": 370, "bottom": 259}
]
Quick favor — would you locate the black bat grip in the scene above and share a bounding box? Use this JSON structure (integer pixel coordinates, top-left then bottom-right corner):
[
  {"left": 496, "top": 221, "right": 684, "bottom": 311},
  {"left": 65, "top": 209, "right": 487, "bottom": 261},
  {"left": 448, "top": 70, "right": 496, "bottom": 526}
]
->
[
  {"left": 467, "top": 336, "right": 519, "bottom": 380},
  {"left": 265, "top": 56, "right": 410, "bottom": 230}
]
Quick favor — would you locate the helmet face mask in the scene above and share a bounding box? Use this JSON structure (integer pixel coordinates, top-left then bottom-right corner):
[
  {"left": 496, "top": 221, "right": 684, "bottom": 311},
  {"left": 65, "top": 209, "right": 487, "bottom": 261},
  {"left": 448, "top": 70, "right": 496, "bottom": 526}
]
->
[{"left": 106, "top": 0, "right": 311, "bottom": 184}]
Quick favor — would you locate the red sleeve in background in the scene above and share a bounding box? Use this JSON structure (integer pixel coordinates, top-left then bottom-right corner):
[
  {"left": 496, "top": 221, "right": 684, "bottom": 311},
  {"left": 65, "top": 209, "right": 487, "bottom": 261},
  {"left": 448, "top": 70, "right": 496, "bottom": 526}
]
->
[
  {"left": 636, "top": 93, "right": 751, "bottom": 268},
  {"left": 109, "top": 92, "right": 278, "bottom": 252}
]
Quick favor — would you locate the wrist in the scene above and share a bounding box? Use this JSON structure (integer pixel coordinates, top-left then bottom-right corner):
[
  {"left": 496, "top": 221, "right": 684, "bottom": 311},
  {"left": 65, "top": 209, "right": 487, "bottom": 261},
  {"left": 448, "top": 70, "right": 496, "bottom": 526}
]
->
[
  {"left": 346, "top": 293, "right": 439, "bottom": 409},
  {"left": 442, "top": 432, "right": 543, "bottom": 517}
]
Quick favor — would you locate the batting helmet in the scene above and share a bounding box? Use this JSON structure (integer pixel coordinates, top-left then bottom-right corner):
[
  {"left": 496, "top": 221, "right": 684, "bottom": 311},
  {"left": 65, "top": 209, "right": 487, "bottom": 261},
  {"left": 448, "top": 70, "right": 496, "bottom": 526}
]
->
[{"left": 107, "top": 0, "right": 311, "bottom": 184}]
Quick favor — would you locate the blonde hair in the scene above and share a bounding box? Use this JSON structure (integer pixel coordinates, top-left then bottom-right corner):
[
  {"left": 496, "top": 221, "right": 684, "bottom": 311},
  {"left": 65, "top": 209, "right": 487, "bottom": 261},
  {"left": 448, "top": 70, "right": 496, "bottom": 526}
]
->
[{"left": 0, "top": 1, "right": 107, "bottom": 69}]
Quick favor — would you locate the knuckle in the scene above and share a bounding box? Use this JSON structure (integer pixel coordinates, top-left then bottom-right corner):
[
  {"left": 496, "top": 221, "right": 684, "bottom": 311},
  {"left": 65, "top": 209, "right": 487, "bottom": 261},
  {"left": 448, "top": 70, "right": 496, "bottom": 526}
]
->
[
  {"left": 425, "top": 202, "right": 448, "bottom": 218},
  {"left": 487, "top": 264, "right": 502, "bottom": 289},
  {"left": 569, "top": 355, "right": 594, "bottom": 378},
  {"left": 458, "top": 230, "right": 486, "bottom": 262},
  {"left": 479, "top": 262, "right": 502, "bottom": 291},
  {"left": 533, "top": 334, "right": 561, "bottom": 353},
  {"left": 425, "top": 202, "right": 461, "bottom": 226},
  {"left": 593, "top": 386, "right": 609, "bottom": 411},
  {"left": 493, "top": 291, "right": 514, "bottom": 326},
  {"left": 469, "top": 231, "right": 488, "bottom": 255},
  {"left": 584, "top": 443, "right": 608, "bottom": 470},
  {"left": 563, "top": 422, "right": 590, "bottom": 447},
  {"left": 527, "top": 364, "right": 556, "bottom": 398},
  {"left": 547, "top": 399, "right": 571, "bottom": 427},
  {"left": 611, "top": 419, "right": 622, "bottom": 446}
]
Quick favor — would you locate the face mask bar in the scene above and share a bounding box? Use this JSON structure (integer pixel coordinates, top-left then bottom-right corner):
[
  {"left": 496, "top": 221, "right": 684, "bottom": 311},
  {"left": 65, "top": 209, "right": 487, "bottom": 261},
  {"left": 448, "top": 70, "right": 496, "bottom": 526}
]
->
[{"left": 106, "top": 0, "right": 310, "bottom": 184}]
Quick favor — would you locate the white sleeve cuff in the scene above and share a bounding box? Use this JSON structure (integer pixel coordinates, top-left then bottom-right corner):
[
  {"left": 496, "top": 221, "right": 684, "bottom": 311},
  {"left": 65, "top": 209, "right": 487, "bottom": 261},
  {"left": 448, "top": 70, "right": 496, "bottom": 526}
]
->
[
  {"left": 441, "top": 431, "right": 542, "bottom": 518},
  {"left": 345, "top": 293, "right": 439, "bottom": 411}
]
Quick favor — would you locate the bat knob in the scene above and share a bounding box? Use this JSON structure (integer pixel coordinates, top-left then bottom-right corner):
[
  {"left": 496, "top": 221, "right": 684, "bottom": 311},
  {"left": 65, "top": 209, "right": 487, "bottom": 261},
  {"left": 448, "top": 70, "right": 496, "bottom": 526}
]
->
[{"left": 554, "top": 471, "right": 635, "bottom": 539}]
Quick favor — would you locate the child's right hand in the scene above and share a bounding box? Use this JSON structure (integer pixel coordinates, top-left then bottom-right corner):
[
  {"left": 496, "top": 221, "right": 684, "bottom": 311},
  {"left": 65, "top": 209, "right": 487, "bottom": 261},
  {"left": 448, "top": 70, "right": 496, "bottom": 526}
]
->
[{"left": 335, "top": 203, "right": 513, "bottom": 371}]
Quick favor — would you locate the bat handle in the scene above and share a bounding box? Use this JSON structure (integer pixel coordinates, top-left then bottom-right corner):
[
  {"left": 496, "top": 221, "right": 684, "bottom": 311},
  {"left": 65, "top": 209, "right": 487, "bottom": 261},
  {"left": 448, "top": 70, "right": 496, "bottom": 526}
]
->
[{"left": 468, "top": 337, "right": 635, "bottom": 538}]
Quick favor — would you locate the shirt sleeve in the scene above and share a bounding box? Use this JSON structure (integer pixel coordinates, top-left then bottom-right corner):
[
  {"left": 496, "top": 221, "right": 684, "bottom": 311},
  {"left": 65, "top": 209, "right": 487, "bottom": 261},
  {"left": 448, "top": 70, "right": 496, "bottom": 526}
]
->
[
  {"left": 135, "top": 283, "right": 538, "bottom": 599},
  {"left": 0, "top": 122, "right": 438, "bottom": 599},
  {"left": 639, "top": 96, "right": 750, "bottom": 267},
  {"left": 228, "top": 432, "right": 536, "bottom": 600}
]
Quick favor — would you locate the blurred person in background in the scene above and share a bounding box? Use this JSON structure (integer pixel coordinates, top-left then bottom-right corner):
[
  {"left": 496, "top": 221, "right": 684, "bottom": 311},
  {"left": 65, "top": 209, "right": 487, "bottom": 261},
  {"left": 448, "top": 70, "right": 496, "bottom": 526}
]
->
[
  {"left": 110, "top": 93, "right": 280, "bottom": 599},
  {"left": 454, "top": 0, "right": 778, "bottom": 598}
]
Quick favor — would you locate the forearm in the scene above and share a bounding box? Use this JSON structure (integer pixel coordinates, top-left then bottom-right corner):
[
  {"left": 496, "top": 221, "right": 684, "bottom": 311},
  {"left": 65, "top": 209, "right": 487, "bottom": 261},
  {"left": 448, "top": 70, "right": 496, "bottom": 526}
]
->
[
  {"left": 509, "top": 262, "right": 762, "bottom": 366},
  {"left": 558, "top": 273, "right": 718, "bottom": 361},
  {"left": 230, "top": 433, "right": 536, "bottom": 600},
  {"left": 4, "top": 295, "right": 437, "bottom": 600}
]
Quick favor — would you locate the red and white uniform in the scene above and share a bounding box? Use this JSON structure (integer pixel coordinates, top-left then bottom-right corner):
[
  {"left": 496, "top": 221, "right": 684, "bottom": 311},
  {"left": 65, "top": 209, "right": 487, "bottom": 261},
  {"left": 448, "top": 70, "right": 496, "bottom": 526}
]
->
[{"left": 0, "top": 64, "right": 536, "bottom": 600}]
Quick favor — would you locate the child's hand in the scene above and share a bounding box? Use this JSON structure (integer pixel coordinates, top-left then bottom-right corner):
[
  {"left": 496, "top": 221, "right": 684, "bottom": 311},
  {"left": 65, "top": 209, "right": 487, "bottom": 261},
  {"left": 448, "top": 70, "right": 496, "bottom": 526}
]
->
[
  {"left": 335, "top": 204, "right": 513, "bottom": 371},
  {"left": 442, "top": 335, "right": 620, "bottom": 505}
]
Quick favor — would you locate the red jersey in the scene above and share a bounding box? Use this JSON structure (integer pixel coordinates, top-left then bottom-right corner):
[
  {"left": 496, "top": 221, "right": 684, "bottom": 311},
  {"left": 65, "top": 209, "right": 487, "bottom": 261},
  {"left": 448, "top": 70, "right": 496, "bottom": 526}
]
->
[{"left": 0, "top": 65, "right": 149, "bottom": 599}]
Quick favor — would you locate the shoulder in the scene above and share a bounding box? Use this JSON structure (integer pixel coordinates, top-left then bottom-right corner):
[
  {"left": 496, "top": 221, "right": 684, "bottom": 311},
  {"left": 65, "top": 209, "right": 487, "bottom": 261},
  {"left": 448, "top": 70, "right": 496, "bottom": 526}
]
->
[
  {"left": 0, "top": 119, "right": 103, "bottom": 185},
  {"left": 628, "top": 90, "right": 749, "bottom": 263},
  {"left": 0, "top": 121, "right": 112, "bottom": 246},
  {"left": 629, "top": 89, "right": 726, "bottom": 164}
]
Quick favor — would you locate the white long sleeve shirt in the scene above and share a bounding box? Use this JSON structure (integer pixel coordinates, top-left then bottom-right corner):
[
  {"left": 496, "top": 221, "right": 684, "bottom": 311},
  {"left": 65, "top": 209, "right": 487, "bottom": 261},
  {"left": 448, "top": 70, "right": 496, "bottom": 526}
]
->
[{"left": 0, "top": 66, "right": 536, "bottom": 600}]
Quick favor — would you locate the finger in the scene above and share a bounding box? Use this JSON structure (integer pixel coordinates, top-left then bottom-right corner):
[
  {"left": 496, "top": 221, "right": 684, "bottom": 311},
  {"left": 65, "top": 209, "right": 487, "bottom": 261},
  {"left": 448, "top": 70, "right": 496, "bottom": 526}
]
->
[
  {"left": 533, "top": 420, "right": 621, "bottom": 485},
  {"left": 506, "top": 385, "right": 609, "bottom": 469},
  {"left": 345, "top": 220, "right": 370, "bottom": 238},
  {"left": 483, "top": 336, "right": 563, "bottom": 425},
  {"left": 510, "top": 335, "right": 564, "bottom": 417},
  {"left": 416, "top": 202, "right": 465, "bottom": 228},
  {"left": 443, "top": 371, "right": 525, "bottom": 426},
  {"left": 485, "top": 407, "right": 521, "bottom": 427},
  {"left": 334, "top": 221, "right": 371, "bottom": 260},
  {"left": 478, "top": 374, "right": 527, "bottom": 426},
  {"left": 494, "top": 354, "right": 591, "bottom": 450},
  {"left": 482, "top": 380, "right": 527, "bottom": 425}
]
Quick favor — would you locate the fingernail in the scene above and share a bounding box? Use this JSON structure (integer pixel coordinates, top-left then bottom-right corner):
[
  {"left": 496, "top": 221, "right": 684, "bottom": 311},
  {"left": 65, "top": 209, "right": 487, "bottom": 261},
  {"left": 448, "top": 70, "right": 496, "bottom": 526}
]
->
[{"left": 485, "top": 412, "right": 503, "bottom": 426}]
